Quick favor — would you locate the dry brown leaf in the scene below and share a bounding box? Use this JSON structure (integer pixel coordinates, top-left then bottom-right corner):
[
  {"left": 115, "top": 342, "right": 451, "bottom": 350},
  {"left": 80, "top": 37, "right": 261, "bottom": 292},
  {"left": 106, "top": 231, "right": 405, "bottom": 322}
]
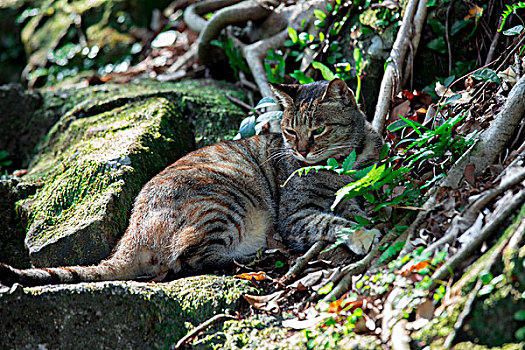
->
[
  {"left": 390, "top": 100, "right": 411, "bottom": 121},
  {"left": 243, "top": 290, "right": 286, "bottom": 313}
]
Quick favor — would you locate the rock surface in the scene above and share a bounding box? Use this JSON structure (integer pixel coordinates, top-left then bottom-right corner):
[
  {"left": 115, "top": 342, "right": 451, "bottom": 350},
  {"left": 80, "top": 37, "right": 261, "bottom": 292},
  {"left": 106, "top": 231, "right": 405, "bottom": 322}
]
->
[
  {"left": 1, "top": 79, "right": 245, "bottom": 267},
  {"left": 0, "top": 275, "right": 259, "bottom": 349}
]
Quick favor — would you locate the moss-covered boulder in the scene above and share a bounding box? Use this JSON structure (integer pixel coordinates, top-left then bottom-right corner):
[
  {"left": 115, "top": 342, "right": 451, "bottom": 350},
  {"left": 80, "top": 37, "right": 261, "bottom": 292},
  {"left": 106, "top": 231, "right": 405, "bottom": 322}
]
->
[
  {"left": 0, "top": 275, "right": 259, "bottom": 349},
  {"left": 7, "top": 79, "right": 245, "bottom": 268}
]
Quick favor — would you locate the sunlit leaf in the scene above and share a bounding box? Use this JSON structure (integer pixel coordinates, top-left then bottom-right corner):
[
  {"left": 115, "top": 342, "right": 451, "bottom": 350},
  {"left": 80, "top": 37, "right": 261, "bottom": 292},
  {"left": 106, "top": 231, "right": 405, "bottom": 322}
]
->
[
  {"left": 235, "top": 271, "right": 267, "bottom": 281},
  {"left": 288, "top": 27, "right": 298, "bottom": 43},
  {"left": 255, "top": 97, "right": 277, "bottom": 109},
  {"left": 503, "top": 25, "right": 524, "bottom": 36},
  {"left": 239, "top": 116, "right": 256, "bottom": 138},
  {"left": 312, "top": 61, "right": 336, "bottom": 80}
]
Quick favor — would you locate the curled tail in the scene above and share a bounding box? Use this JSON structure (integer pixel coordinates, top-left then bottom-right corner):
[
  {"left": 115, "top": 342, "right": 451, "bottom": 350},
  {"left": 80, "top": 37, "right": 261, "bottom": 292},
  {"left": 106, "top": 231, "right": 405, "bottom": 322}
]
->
[{"left": 0, "top": 245, "right": 165, "bottom": 287}]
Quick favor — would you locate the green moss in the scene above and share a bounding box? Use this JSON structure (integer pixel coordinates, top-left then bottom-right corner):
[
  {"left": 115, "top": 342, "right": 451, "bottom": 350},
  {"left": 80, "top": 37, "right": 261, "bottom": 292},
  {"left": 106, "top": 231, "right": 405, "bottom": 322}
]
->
[
  {"left": 1, "top": 275, "right": 259, "bottom": 349},
  {"left": 19, "top": 96, "right": 194, "bottom": 266}
]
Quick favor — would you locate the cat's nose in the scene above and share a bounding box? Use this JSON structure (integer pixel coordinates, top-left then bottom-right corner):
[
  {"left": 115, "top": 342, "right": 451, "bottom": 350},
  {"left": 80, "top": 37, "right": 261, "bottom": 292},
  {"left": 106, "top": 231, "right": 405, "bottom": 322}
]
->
[{"left": 298, "top": 149, "right": 308, "bottom": 157}]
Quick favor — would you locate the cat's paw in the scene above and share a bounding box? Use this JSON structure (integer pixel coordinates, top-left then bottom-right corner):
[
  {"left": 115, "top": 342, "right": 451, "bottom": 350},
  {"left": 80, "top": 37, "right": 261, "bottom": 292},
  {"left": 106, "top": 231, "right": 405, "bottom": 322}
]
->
[{"left": 344, "top": 228, "right": 380, "bottom": 255}]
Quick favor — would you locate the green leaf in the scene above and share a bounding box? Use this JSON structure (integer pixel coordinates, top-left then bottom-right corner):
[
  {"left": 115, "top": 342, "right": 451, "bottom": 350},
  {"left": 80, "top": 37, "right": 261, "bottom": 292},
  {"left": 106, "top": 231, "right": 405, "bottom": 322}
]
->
[
  {"left": 516, "top": 326, "right": 525, "bottom": 341},
  {"left": 288, "top": 27, "right": 298, "bottom": 43},
  {"left": 431, "top": 250, "right": 447, "bottom": 265},
  {"left": 275, "top": 260, "right": 284, "bottom": 268},
  {"left": 331, "top": 164, "right": 385, "bottom": 210},
  {"left": 312, "top": 61, "right": 336, "bottom": 80},
  {"left": 443, "top": 75, "right": 455, "bottom": 87},
  {"left": 428, "top": 20, "right": 445, "bottom": 36},
  {"left": 255, "top": 97, "right": 277, "bottom": 109},
  {"left": 472, "top": 68, "right": 502, "bottom": 85},
  {"left": 255, "top": 111, "right": 283, "bottom": 124},
  {"left": 342, "top": 151, "right": 356, "bottom": 172},
  {"left": 451, "top": 20, "right": 470, "bottom": 36},
  {"left": 314, "top": 9, "right": 327, "bottom": 20},
  {"left": 503, "top": 25, "right": 524, "bottom": 36},
  {"left": 514, "top": 310, "right": 525, "bottom": 321},
  {"left": 426, "top": 37, "right": 447, "bottom": 54},
  {"left": 353, "top": 48, "right": 363, "bottom": 70},
  {"left": 239, "top": 116, "right": 256, "bottom": 138},
  {"left": 327, "top": 158, "right": 339, "bottom": 168},
  {"left": 318, "top": 282, "right": 333, "bottom": 295},
  {"left": 387, "top": 119, "right": 410, "bottom": 132},
  {"left": 353, "top": 215, "right": 371, "bottom": 225},
  {"left": 290, "top": 70, "right": 314, "bottom": 84}
]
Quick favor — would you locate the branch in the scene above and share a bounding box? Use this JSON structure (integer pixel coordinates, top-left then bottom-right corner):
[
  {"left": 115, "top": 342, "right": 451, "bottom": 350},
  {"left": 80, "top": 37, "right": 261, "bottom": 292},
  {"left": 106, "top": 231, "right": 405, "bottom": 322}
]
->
[
  {"left": 281, "top": 240, "right": 328, "bottom": 283},
  {"left": 372, "top": 0, "right": 428, "bottom": 135},
  {"left": 322, "top": 231, "right": 397, "bottom": 302},
  {"left": 424, "top": 166, "right": 525, "bottom": 254},
  {"left": 430, "top": 188, "right": 525, "bottom": 286},
  {"left": 173, "top": 313, "right": 234, "bottom": 349}
]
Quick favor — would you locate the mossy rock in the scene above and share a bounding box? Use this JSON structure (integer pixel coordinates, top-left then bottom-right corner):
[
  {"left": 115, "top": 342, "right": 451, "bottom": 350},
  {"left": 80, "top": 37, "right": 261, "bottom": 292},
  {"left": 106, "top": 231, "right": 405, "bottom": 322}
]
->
[
  {"left": 0, "top": 275, "right": 259, "bottom": 349},
  {"left": 19, "top": 96, "right": 193, "bottom": 267},
  {"left": 12, "top": 79, "right": 245, "bottom": 267}
]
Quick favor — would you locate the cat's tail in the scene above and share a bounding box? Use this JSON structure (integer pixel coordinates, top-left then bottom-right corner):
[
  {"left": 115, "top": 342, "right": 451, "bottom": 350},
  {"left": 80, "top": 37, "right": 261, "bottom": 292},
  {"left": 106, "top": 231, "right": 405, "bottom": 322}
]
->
[{"left": 0, "top": 242, "right": 163, "bottom": 287}]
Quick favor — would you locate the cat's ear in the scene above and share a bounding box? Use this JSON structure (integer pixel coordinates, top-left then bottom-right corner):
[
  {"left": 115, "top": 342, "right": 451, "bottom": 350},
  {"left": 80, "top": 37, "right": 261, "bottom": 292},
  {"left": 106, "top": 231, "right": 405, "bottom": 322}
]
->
[
  {"left": 321, "top": 79, "right": 358, "bottom": 107},
  {"left": 269, "top": 83, "right": 298, "bottom": 109}
]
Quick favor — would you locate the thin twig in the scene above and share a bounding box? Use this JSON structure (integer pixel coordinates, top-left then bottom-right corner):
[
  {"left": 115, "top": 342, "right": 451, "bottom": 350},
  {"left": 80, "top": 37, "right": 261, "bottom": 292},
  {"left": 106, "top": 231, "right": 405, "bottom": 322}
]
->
[
  {"left": 173, "top": 313, "right": 234, "bottom": 349},
  {"left": 322, "top": 231, "right": 397, "bottom": 302},
  {"left": 281, "top": 241, "right": 328, "bottom": 283}
]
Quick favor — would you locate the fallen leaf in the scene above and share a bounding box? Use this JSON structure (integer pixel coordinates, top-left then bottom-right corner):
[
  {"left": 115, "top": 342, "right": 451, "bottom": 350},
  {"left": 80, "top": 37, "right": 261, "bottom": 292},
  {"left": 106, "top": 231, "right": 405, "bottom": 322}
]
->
[
  {"left": 244, "top": 290, "right": 286, "bottom": 313},
  {"left": 390, "top": 100, "right": 411, "bottom": 121},
  {"left": 328, "top": 298, "right": 363, "bottom": 313},
  {"left": 464, "top": 163, "right": 476, "bottom": 186},
  {"left": 235, "top": 271, "right": 267, "bottom": 281},
  {"left": 435, "top": 82, "right": 454, "bottom": 98}
]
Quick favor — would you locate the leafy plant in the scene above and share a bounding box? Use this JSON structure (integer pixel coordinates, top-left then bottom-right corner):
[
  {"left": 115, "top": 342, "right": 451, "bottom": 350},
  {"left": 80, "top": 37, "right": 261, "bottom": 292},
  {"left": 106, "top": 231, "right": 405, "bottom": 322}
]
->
[
  {"left": 498, "top": 2, "right": 525, "bottom": 31},
  {"left": 234, "top": 97, "right": 283, "bottom": 139},
  {"left": 0, "top": 150, "right": 12, "bottom": 173},
  {"left": 211, "top": 37, "right": 250, "bottom": 80}
]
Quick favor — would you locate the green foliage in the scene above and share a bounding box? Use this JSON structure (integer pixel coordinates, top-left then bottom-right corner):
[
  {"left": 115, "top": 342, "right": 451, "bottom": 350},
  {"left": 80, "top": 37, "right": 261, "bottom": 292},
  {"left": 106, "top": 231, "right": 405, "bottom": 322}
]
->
[
  {"left": 211, "top": 37, "right": 250, "bottom": 80},
  {"left": 264, "top": 50, "right": 285, "bottom": 83},
  {"left": 0, "top": 150, "right": 12, "bottom": 174},
  {"left": 471, "top": 68, "right": 502, "bottom": 85},
  {"left": 234, "top": 97, "right": 283, "bottom": 139},
  {"left": 498, "top": 2, "right": 525, "bottom": 31}
]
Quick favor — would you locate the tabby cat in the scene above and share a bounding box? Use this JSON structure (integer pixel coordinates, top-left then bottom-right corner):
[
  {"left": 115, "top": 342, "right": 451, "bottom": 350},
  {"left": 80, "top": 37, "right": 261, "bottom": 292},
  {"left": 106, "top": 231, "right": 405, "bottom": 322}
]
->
[{"left": 0, "top": 79, "right": 383, "bottom": 287}]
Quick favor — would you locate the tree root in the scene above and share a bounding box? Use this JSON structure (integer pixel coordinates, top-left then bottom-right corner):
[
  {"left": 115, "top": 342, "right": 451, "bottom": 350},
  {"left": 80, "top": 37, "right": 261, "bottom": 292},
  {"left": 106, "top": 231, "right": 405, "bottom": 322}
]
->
[
  {"left": 372, "top": 0, "right": 428, "bottom": 134},
  {"left": 431, "top": 188, "right": 525, "bottom": 286},
  {"left": 424, "top": 166, "right": 525, "bottom": 255}
]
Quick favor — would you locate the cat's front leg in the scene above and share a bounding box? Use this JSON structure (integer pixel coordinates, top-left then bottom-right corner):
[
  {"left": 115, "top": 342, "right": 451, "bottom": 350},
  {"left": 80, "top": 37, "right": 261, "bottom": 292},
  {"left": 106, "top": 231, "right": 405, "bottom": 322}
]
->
[{"left": 278, "top": 207, "right": 378, "bottom": 255}]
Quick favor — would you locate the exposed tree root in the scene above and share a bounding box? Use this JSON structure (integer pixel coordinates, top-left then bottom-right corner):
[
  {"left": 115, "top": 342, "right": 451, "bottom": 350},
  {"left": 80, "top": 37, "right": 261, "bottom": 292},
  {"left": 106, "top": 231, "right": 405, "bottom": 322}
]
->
[
  {"left": 431, "top": 188, "right": 525, "bottom": 286},
  {"left": 372, "top": 0, "right": 428, "bottom": 134}
]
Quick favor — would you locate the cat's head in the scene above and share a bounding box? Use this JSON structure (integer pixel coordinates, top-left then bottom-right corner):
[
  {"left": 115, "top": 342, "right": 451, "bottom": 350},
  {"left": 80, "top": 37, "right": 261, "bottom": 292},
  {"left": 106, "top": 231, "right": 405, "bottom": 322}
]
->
[{"left": 269, "top": 79, "right": 366, "bottom": 165}]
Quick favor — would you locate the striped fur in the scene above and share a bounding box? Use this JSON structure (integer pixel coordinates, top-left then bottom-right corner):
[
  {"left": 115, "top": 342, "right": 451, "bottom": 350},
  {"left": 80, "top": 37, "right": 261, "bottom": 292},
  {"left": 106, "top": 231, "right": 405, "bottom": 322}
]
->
[{"left": 0, "top": 79, "right": 383, "bottom": 286}]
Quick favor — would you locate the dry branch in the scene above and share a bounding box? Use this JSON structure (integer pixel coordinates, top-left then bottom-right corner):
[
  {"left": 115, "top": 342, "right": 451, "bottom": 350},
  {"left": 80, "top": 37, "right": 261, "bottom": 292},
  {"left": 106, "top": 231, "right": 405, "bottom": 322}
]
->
[{"left": 173, "top": 313, "right": 234, "bottom": 349}]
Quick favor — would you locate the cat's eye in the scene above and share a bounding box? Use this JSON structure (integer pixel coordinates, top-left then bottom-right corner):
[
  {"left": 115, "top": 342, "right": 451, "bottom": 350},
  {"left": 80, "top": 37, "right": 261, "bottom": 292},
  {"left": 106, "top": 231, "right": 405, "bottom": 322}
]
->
[{"left": 313, "top": 126, "right": 326, "bottom": 135}]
